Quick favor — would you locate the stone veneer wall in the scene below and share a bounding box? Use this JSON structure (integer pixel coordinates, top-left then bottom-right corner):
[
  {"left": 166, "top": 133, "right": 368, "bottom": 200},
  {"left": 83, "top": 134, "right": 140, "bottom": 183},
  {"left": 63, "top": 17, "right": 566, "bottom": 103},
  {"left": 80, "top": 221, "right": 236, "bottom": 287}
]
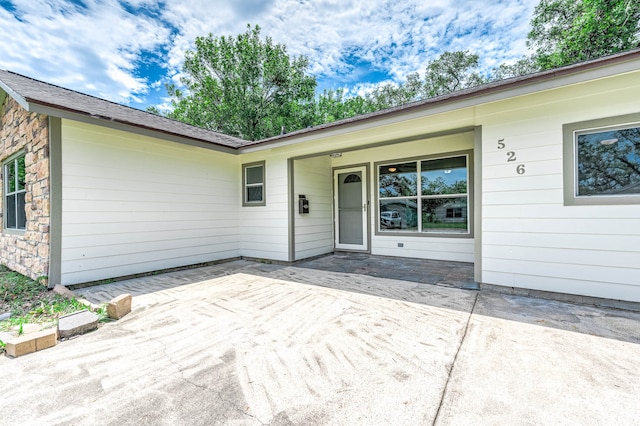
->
[{"left": 0, "top": 97, "right": 50, "bottom": 282}]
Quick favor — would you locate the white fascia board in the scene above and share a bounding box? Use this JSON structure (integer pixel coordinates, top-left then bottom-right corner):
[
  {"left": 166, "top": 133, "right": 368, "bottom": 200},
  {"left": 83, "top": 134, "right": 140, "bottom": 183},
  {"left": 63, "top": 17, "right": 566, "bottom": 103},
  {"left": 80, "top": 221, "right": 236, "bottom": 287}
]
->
[{"left": 0, "top": 82, "right": 29, "bottom": 111}]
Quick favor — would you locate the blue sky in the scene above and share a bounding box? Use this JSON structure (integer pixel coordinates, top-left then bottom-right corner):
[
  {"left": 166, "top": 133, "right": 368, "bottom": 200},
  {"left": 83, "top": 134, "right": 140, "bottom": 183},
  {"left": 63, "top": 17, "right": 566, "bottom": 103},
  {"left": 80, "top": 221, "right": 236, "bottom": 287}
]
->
[{"left": 0, "top": 0, "right": 539, "bottom": 111}]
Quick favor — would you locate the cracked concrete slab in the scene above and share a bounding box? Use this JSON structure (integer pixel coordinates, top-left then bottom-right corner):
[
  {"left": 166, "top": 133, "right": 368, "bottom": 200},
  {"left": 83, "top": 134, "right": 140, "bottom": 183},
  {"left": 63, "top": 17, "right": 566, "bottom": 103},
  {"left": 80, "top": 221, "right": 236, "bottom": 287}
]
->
[{"left": 1, "top": 259, "right": 639, "bottom": 425}]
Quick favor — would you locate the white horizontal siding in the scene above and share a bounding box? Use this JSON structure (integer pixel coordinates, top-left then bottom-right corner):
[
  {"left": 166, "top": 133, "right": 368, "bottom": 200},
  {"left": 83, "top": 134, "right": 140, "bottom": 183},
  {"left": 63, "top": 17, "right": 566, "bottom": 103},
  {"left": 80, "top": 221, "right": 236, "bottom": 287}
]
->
[
  {"left": 483, "top": 245, "right": 639, "bottom": 272},
  {"left": 294, "top": 156, "right": 333, "bottom": 260},
  {"left": 483, "top": 271, "right": 640, "bottom": 303},
  {"left": 478, "top": 73, "right": 640, "bottom": 302},
  {"left": 372, "top": 236, "right": 474, "bottom": 263},
  {"left": 60, "top": 120, "right": 240, "bottom": 285},
  {"left": 483, "top": 231, "right": 640, "bottom": 252},
  {"left": 238, "top": 154, "right": 290, "bottom": 261}
]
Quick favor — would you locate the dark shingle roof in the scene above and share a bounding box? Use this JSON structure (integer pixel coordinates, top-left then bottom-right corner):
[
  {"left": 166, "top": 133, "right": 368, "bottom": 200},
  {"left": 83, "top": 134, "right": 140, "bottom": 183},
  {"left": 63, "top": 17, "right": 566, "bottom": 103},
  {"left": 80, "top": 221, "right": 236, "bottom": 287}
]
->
[{"left": 0, "top": 70, "right": 248, "bottom": 149}]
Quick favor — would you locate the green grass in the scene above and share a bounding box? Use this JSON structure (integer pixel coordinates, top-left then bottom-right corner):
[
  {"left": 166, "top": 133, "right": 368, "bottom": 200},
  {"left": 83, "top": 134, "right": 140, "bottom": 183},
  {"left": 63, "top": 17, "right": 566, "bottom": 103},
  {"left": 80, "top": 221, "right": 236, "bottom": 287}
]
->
[{"left": 0, "top": 265, "right": 108, "bottom": 336}]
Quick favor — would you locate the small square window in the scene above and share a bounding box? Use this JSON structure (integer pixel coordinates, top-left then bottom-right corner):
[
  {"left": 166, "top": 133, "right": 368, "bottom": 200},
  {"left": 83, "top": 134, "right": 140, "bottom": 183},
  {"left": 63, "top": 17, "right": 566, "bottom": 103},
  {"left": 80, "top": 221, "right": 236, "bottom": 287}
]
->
[
  {"left": 564, "top": 114, "right": 640, "bottom": 205},
  {"left": 242, "top": 161, "right": 265, "bottom": 206},
  {"left": 4, "top": 152, "right": 27, "bottom": 230}
]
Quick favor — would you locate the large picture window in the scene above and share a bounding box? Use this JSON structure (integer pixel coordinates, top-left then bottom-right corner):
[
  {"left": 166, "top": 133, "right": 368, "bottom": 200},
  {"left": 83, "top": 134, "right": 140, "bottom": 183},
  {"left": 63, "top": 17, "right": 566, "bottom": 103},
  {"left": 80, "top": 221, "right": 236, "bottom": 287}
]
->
[
  {"left": 4, "top": 153, "right": 27, "bottom": 230},
  {"left": 563, "top": 114, "right": 640, "bottom": 205},
  {"left": 378, "top": 153, "right": 470, "bottom": 235},
  {"left": 242, "top": 161, "right": 265, "bottom": 206}
]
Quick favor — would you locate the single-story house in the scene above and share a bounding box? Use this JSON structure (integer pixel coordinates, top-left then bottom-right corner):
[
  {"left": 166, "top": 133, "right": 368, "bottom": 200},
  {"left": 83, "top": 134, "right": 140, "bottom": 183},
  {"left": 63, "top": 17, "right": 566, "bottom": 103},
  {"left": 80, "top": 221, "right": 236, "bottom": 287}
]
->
[{"left": 1, "top": 49, "right": 639, "bottom": 303}]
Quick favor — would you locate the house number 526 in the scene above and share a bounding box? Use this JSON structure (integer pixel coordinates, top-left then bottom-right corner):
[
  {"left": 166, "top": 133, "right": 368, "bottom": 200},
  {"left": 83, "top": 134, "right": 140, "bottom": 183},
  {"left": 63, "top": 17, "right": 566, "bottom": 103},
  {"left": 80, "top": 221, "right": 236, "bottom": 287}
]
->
[{"left": 497, "top": 139, "right": 526, "bottom": 175}]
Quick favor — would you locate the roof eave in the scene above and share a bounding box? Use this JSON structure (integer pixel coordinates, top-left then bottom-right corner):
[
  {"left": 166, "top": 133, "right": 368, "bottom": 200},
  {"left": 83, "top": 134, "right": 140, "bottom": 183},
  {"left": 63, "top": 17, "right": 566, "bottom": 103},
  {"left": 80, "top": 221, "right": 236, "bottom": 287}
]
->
[
  {"left": 27, "top": 100, "right": 241, "bottom": 154},
  {"left": 239, "top": 48, "right": 640, "bottom": 152},
  {"left": 0, "top": 79, "right": 29, "bottom": 111}
]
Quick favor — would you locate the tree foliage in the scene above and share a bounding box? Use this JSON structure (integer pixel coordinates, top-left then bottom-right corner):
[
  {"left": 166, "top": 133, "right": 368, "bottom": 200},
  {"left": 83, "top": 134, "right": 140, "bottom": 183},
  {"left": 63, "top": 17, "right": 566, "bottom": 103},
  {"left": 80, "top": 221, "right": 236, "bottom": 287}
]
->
[
  {"left": 296, "top": 51, "right": 488, "bottom": 128},
  {"left": 312, "top": 89, "right": 374, "bottom": 124},
  {"left": 422, "top": 176, "right": 467, "bottom": 196},
  {"left": 491, "top": 55, "right": 541, "bottom": 80},
  {"left": 528, "top": 0, "right": 640, "bottom": 69},
  {"left": 166, "top": 24, "right": 316, "bottom": 140},
  {"left": 423, "top": 51, "right": 487, "bottom": 97},
  {"left": 364, "top": 51, "right": 487, "bottom": 110},
  {"left": 156, "top": 1, "right": 640, "bottom": 138},
  {"left": 577, "top": 127, "right": 640, "bottom": 195},
  {"left": 365, "top": 72, "right": 423, "bottom": 109}
]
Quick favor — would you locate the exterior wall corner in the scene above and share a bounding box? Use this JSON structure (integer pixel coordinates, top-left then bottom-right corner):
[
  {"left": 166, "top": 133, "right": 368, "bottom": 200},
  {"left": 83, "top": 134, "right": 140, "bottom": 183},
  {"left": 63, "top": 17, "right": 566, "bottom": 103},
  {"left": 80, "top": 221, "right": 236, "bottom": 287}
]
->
[{"left": 0, "top": 96, "right": 51, "bottom": 282}]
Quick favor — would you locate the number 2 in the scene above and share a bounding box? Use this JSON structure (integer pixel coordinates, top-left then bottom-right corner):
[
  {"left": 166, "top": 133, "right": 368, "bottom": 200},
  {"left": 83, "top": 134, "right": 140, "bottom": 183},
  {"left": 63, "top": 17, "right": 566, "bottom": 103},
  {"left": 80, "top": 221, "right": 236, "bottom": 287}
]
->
[{"left": 507, "top": 151, "right": 517, "bottom": 162}]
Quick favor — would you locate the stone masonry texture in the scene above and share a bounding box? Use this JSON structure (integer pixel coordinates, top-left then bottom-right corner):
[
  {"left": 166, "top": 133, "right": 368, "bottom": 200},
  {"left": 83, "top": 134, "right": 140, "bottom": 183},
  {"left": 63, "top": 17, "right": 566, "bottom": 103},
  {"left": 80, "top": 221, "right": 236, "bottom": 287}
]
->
[{"left": 0, "top": 97, "right": 50, "bottom": 282}]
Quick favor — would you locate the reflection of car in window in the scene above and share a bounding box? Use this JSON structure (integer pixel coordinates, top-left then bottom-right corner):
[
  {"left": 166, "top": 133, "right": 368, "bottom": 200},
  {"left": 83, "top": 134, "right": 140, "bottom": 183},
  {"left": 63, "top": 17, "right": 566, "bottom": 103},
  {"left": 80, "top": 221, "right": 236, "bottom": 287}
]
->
[{"left": 380, "top": 211, "right": 402, "bottom": 229}]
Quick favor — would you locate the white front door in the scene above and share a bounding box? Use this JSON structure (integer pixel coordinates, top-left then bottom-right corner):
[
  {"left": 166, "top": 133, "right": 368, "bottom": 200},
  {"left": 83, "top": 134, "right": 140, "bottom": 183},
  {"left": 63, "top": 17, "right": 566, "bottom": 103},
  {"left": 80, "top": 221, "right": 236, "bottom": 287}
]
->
[{"left": 334, "top": 166, "right": 368, "bottom": 251}]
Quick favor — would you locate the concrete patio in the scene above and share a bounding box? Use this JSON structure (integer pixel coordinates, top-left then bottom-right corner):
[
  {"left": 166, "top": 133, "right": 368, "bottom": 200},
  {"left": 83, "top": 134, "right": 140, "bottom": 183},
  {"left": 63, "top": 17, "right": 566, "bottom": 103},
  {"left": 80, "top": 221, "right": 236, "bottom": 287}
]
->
[{"left": 1, "top": 257, "right": 639, "bottom": 425}]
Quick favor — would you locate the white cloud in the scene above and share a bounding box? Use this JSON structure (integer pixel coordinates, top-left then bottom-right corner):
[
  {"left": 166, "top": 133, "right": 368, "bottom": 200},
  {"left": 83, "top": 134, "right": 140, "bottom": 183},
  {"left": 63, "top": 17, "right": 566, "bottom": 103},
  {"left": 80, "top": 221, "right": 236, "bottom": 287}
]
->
[
  {"left": 0, "top": 0, "right": 170, "bottom": 103},
  {"left": 0, "top": 0, "right": 540, "bottom": 108}
]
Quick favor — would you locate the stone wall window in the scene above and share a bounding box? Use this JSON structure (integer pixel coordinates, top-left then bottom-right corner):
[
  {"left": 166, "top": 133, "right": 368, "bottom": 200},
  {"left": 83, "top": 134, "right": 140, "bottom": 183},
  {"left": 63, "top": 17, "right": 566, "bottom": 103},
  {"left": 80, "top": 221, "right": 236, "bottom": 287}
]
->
[
  {"left": 242, "top": 161, "right": 266, "bottom": 206},
  {"left": 4, "top": 152, "right": 26, "bottom": 230}
]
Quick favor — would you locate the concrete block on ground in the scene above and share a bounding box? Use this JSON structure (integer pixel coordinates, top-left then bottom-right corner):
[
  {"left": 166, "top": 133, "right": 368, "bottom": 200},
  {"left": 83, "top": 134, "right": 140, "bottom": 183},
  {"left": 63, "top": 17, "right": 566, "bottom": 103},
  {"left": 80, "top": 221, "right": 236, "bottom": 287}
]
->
[
  {"left": 5, "top": 335, "right": 36, "bottom": 357},
  {"left": 53, "top": 284, "right": 76, "bottom": 299},
  {"left": 4, "top": 328, "right": 57, "bottom": 358},
  {"left": 107, "top": 294, "right": 132, "bottom": 320},
  {"left": 58, "top": 310, "right": 99, "bottom": 339},
  {"left": 34, "top": 328, "right": 58, "bottom": 351}
]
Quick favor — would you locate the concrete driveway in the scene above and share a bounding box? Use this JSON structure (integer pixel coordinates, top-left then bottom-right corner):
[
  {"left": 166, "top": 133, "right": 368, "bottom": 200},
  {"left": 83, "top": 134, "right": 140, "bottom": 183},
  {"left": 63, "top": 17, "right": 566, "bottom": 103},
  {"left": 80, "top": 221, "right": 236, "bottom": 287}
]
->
[{"left": 1, "top": 260, "right": 639, "bottom": 425}]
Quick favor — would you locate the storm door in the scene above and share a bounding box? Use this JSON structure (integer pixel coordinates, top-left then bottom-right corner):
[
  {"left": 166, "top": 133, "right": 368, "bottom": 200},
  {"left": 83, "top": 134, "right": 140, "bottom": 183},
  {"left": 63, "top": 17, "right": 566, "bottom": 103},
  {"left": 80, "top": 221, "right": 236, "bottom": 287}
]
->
[{"left": 334, "top": 166, "right": 368, "bottom": 251}]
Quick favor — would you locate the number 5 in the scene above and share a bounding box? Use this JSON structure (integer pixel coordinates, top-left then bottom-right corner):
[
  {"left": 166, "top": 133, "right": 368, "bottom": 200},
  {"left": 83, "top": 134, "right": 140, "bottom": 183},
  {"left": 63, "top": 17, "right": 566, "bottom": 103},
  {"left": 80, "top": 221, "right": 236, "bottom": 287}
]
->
[{"left": 497, "top": 139, "right": 505, "bottom": 150}]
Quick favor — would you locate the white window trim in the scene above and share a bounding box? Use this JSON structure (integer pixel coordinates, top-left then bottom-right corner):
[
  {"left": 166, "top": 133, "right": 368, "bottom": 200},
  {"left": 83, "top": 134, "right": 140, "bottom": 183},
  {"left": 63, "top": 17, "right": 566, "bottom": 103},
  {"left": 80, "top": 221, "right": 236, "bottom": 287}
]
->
[
  {"left": 563, "top": 113, "right": 640, "bottom": 206},
  {"left": 3, "top": 150, "right": 27, "bottom": 232},
  {"left": 242, "top": 161, "right": 266, "bottom": 207},
  {"left": 375, "top": 150, "right": 473, "bottom": 238}
]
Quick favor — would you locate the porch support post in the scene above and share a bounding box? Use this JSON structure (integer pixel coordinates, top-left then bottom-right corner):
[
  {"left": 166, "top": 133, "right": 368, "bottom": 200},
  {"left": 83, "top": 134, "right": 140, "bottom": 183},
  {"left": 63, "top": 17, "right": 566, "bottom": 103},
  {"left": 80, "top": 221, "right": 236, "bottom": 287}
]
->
[
  {"left": 473, "top": 125, "right": 483, "bottom": 283},
  {"left": 288, "top": 157, "right": 296, "bottom": 262},
  {"left": 48, "top": 117, "right": 63, "bottom": 288}
]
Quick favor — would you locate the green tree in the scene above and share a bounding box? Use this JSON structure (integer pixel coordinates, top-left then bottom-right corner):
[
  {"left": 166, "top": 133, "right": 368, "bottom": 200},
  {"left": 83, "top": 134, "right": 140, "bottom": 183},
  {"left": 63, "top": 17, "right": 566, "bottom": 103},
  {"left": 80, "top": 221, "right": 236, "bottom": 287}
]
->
[
  {"left": 365, "top": 72, "right": 423, "bottom": 109},
  {"left": 528, "top": 0, "right": 640, "bottom": 69},
  {"left": 577, "top": 127, "right": 640, "bottom": 195},
  {"left": 347, "top": 51, "right": 488, "bottom": 115},
  {"left": 423, "top": 51, "right": 487, "bottom": 97},
  {"left": 491, "top": 55, "right": 541, "bottom": 80},
  {"left": 421, "top": 176, "right": 467, "bottom": 195},
  {"left": 166, "top": 25, "right": 317, "bottom": 140},
  {"left": 312, "top": 89, "right": 371, "bottom": 123}
]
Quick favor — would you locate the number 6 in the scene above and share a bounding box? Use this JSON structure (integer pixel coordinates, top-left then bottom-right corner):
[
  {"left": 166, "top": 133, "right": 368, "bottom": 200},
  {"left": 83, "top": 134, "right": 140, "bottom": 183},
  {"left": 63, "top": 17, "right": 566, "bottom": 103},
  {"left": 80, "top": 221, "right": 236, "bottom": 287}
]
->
[{"left": 516, "top": 164, "right": 525, "bottom": 175}]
